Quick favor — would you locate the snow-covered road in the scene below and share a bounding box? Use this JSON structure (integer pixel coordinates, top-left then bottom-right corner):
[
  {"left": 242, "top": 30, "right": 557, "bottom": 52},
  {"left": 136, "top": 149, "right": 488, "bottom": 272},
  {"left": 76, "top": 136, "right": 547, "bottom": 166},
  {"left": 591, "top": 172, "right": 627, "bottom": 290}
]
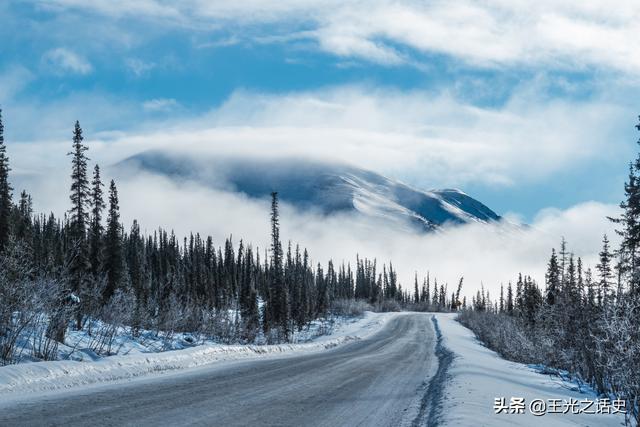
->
[
  {"left": 0, "top": 314, "right": 437, "bottom": 426},
  {"left": 0, "top": 313, "right": 627, "bottom": 426}
]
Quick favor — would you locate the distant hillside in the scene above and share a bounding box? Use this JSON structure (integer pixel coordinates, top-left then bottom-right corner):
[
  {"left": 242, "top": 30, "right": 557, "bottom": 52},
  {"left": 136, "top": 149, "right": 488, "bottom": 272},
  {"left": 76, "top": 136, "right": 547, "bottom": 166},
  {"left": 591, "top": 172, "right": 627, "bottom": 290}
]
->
[{"left": 117, "top": 151, "right": 501, "bottom": 232}]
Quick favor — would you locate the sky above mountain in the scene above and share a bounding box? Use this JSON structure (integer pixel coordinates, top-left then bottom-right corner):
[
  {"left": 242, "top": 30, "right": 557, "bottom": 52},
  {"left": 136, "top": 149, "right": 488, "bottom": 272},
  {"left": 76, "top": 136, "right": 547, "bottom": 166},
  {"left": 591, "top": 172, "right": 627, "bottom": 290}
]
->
[{"left": 1, "top": 1, "right": 640, "bottom": 221}]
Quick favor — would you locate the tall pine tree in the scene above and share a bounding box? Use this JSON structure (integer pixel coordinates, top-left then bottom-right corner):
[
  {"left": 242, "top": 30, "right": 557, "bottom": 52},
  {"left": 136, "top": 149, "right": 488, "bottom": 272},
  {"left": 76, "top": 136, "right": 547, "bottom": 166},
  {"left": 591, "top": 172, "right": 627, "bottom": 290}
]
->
[
  {"left": 67, "top": 121, "right": 91, "bottom": 328},
  {"left": 609, "top": 118, "right": 640, "bottom": 296},
  {"left": 0, "top": 108, "right": 12, "bottom": 252},
  {"left": 103, "top": 180, "right": 123, "bottom": 302},
  {"left": 596, "top": 234, "right": 613, "bottom": 304},
  {"left": 88, "top": 164, "right": 105, "bottom": 277},
  {"left": 267, "top": 192, "right": 290, "bottom": 341},
  {"left": 545, "top": 248, "right": 560, "bottom": 306}
]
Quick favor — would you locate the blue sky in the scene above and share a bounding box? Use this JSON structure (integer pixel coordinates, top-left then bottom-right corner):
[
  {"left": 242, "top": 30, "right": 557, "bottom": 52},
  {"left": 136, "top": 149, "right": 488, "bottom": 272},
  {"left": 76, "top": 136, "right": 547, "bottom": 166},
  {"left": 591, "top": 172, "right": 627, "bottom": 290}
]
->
[{"left": 1, "top": 1, "right": 639, "bottom": 221}]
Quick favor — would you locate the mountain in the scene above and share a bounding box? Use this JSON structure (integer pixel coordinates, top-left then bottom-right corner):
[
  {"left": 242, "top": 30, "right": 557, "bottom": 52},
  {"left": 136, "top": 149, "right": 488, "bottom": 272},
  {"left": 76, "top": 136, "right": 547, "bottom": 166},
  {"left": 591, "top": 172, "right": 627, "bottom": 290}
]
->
[{"left": 116, "top": 150, "right": 501, "bottom": 232}]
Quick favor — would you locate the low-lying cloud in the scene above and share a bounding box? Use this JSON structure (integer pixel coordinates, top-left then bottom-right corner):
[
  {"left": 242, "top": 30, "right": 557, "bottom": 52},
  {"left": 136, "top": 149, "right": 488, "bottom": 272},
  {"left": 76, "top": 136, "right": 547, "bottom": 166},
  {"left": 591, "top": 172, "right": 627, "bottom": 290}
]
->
[
  {"left": 103, "top": 173, "right": 626, "bottom": 300},
  {"left": 14, "top": 160, "right": 620, "bottom": 300}
]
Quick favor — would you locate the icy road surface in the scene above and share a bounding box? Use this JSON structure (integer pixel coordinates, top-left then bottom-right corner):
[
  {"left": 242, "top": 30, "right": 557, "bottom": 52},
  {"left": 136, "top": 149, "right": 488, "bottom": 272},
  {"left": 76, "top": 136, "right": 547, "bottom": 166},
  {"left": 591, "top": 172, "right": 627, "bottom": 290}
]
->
[{"left": 0, "top": 314, "right": 436, "bottom": 427}]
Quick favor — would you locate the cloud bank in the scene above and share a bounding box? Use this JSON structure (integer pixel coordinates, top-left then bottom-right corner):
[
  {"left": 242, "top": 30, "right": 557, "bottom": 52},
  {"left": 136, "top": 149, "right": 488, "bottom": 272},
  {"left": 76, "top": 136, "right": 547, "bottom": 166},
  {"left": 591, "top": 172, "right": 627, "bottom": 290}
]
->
[
  {"left": 7, "top": 84, "right": 631, "bottom": 194},
  {"left": 114, "top": 174, "right": 622, "bottom": 300},
  {"left": 10, "top": 143, "right": 621, "bottom": 300}
]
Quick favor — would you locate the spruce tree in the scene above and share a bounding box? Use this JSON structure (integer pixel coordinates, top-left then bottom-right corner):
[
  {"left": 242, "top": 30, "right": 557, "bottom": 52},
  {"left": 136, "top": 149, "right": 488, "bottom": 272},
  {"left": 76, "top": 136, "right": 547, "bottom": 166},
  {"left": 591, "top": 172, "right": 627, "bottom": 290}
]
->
[
  {"left": 516, "top": 273, "right": 524, "bottom": 313},
  {"left": 267, "top": 192, "right": 290, "bottom": 341},
  {"left": 0, "top": 109, "right": 12, "bottom": 252},
  {"left": 68, "top": 121, "right": 90, "bottom": 242},
  {"left": 455, "top": 277, "right": 463, "bottom": 310},
  {"left": 67, "top": 121, "right": 91, "bottom": 329},
  {"left": 421, "top": 277, "right": 428, "bottom": 304},
  {"left": 88, "top": 164, "right": 105, "bottom": 277},
  {"left": 239, "top": 244, "right": 259, "bottom": 338},
  {"left": 545, "top": 249, "right": 560, "bottom": 306},
  {"left": 431, "top": 279, "right": 438, "bottom": 307},
  {"left": 506, "top": 282, "right": 514, "bottom": 314},
  {"left": 559, "top": 237, "right": 568, "bottom": 287},
  {"left": 103, "top": 180, "right": 123, "bottom": 302},
  {"left": 14, "top": 190, "right": 33, "bottom": 240},
  {"left": 128, "top": 219, "right": 147, "bottom": 332},
  {"left": 596, "top": 234, "right": 613, "bottom": 304},
  {"left": 609, "top": 119, "right": 640, "bottom": 296}
]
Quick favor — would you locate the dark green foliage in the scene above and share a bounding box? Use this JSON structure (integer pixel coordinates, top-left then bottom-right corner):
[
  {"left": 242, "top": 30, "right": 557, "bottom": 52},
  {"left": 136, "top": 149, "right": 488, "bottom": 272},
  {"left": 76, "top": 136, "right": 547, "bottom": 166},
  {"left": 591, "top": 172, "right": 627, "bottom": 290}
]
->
[
  {"left": 88, "top": 165, "right": 105, "bottom": 278},
  {"left": 596, "top": 234, "right": 613, "bottom": 303},
  {"left": 609, "top": 117, "right": 640, "bottom": 296},
  {"left": 0, "top": 109, "right": 12, "bottom": 252},
  {"left": 545, "top": 248, "right": 560, "bottom": 305},
  {"left": 67, "top": 121, "right": 91, "bottom": 330},
  {"left": 103, "top": 180, "right": 123, "bottom": 302},
  {"left": 68, "top": 121, "right": 90, "bottom": 242},
  {"left": 264, "top": 192, "right": 290, "bottom": 341}
]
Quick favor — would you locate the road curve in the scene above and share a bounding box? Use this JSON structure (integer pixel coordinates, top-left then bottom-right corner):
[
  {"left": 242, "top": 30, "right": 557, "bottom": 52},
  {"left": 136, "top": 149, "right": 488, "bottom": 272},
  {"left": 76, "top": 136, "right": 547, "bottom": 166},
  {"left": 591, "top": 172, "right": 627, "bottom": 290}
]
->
[{"left": 0, "top": 313, "right": 436, "bottom": 427}]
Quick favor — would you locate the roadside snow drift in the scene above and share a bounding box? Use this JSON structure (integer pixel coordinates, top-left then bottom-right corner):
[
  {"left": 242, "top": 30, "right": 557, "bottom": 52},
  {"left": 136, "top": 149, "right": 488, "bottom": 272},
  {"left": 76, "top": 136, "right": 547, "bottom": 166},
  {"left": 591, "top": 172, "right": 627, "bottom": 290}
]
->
[
  {"left": 435, "top": 313, "right": 626, "bottom": 427},
  {"left": 0, "top": 312, "right": 395, "bottom": 396}
]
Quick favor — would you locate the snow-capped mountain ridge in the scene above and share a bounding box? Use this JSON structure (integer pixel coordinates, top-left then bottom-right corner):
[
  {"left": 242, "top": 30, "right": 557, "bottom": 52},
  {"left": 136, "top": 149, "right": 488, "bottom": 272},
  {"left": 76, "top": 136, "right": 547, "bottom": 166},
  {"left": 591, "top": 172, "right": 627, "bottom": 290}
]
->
[{"left": 117, "top": 151, "right": 501, "bottom": 232}]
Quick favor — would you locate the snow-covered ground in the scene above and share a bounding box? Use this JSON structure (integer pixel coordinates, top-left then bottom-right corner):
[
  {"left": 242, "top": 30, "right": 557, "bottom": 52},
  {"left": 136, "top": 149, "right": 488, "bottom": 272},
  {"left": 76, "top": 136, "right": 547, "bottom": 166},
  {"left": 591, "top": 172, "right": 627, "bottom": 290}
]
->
[
  {"left": 5, "top": 311, "right": 626, "bottom": 427},
  {"left": 435, "top": 313, "right": 627, "bottom": 427},
  {"left": 0, "top": 311, "right": 396, "bottom": 396}
]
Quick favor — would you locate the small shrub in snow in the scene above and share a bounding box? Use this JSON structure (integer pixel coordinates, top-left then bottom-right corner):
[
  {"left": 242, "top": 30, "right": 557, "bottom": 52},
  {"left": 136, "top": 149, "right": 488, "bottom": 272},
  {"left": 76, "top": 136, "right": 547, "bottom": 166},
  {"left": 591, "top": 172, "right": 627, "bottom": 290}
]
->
[{"left": 330, "top": 299, "right": 373, "bottom": 317}]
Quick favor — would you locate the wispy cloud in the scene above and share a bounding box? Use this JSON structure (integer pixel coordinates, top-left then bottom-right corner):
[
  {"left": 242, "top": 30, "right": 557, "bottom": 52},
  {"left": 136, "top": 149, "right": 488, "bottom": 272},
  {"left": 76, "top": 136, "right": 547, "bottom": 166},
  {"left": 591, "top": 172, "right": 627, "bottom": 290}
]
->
[
  {"left": 30, "top": 0, "right": 640, "bottom": 72},
  {"left": 125, "top": 58, "right": 156, "bottom": 77},
  {"left": 177, "top": 85, "right": 630, "bottom": 189},
  {"left": 142, "top": 98, "right": 179, "bottom": 112},
  {"left": 6, "top": 83, "right": 633, "bottom": 189},
  {"left": 0, "top": 65, "right": 35, "bottom": 101},
  {"left": 42, "top": 47, "right": 93, "bottom": 75}
]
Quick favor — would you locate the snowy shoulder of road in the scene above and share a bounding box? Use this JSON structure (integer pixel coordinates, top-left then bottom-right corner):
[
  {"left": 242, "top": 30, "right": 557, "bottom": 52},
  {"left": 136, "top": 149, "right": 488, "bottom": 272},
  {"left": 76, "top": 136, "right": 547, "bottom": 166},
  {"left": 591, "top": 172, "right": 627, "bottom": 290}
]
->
[
  {"left": 434, "top": 313, "right": 626, "bottom": 427},
  {"left": 0, "top": 311, "right": 397, "bottom": 396}
]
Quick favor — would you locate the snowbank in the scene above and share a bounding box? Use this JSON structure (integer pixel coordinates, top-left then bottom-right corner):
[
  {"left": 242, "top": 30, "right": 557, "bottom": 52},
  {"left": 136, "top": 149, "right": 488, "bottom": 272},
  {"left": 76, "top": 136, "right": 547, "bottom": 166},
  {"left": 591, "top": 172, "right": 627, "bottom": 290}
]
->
[
  {"left": 0, "top": 311, "right": 395, "bottom": 395},
  {"left": 434, "top": 313, "right": 627, "bottom": 427}
]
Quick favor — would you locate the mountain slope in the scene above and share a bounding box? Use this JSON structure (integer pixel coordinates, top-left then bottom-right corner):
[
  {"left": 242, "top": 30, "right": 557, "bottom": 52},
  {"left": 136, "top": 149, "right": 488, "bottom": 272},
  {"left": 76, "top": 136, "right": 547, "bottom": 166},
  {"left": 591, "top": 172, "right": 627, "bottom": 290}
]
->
[{"left": 117, "top": 151, "right": 501, "bottom": 232}]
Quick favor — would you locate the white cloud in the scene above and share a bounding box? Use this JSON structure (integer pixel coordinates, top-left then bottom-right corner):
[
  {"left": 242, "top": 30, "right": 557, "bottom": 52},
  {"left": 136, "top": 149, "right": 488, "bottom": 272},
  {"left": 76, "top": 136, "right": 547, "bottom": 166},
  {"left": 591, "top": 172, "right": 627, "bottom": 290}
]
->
[
  {"left": 0, "top": 65, "right": 35, "bottom": 101},
  {"left": 33, "top": 0, "right": 640, "bottom": 72},
  {"left": 105, "top": 85, "right": 630, "bottom": 189},
  {"left": 125, "top": 58, "right": 156, "bottom": 76},
  {"left": 36, "top": 0, "right": 181, "bottom": 21},
  {"left": 2, "top": 91, "right": 143, "bottom": 143},
  {"left": 142, "top": 98, "right": 179, "bottom": 112},
  {"left": 42, "top": 48, "right": 93, "bottom": 75},
  {"left": 6, "top": 84, "right": 632, "bottom": 190}
]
